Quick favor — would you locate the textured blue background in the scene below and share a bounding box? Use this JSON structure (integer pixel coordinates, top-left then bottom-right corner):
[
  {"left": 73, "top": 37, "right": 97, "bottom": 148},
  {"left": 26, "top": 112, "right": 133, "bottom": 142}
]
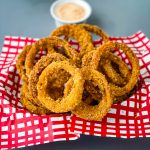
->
[{"left": 0, "top": 0, "right": 150, "bottom": 149}]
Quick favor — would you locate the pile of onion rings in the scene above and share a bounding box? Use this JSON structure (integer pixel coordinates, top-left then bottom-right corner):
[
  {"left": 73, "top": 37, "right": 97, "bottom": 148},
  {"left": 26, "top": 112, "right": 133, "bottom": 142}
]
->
[{"left": 16, "top": 24, "right": 140, "bottom": 121}]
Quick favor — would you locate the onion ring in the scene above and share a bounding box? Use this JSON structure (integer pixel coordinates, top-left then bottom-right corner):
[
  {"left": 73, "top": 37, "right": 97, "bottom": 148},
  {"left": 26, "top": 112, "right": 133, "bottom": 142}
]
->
[
  {"left": 20, "top": 82, "right": 51, "bottom": 115},
  {"left": 50, "top": 24, "right": 94, "bottom": 57},
  {"left": 91, "top": 41, "right": 140, "bottom": 98},
  {"left": 25, "top": 36, "right": 79, "bottom": 76},
  {"left": 16, "top": 45, "right": 31, "bottom": 82},
  {"left": 99, "top": 52, "right": 131, "bottom": 86},
  {"left": 29, "top": 53, "right": 68, "bottom": 102},
  {"left": 71, "top": 67, "right": 112, "bottom": 121},
  {"left": 37, "top": 61, "right": 84, "bottom": 113},
  {"left": 79, "top": 24, "right": 109, "bottom": 43}
]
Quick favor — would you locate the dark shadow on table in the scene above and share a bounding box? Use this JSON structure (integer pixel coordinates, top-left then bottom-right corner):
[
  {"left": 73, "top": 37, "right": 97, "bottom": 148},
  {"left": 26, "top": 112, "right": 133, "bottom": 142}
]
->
[{"left": 17, "top": 135, "right": 150, "bottom": 150}]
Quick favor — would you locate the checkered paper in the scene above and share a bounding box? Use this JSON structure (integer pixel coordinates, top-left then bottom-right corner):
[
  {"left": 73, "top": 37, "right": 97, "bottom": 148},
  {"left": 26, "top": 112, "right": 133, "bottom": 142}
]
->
[
  {"left": 0, "top": 36, "right": 79, "bottom": 149},
  {"left": 0, "top": 32, "right": 150, "bottom": 149},
  {"left": 69, "top": 31, "right": 150, "bottom": 138}
]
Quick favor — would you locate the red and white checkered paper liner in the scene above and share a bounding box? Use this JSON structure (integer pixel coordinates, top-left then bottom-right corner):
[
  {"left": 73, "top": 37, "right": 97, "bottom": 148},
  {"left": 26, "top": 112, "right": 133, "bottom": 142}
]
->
[
  {"left": 0, "top": 32, "right": 150, "bottom": 149},
  {"left": 69, "top": 31, "right": 150, "bottom": 138},
  {"left": 0, "top": 36, "right": 79, "bottom": 149}
]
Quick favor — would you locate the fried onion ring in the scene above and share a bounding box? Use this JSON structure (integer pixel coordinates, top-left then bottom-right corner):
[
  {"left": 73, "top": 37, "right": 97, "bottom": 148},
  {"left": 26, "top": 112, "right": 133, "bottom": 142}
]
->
[
  {"left": 71, "top": 67, "right": 112, "bottom": 121},
  {"left": 99, "top": 52, "right": 131, "bottom": 86},
  {"left": 37, "top": 61, "right": 84, "bottom": 113},
  {"left": 92, "top": 41, "right": 140, "bottom": 98},
  {"left": 25, "top": 36, "right": 79, "bottom": 76},
  {"left": 79, "top": 24, "right": 109, "bottom": 43},
  {"left": 29, "top": 53, "right": 68, "bottom": 101},
  {"left": 20, "top": 82, "right": 51, "bottom": 115},
  {"left": 16, "top": 45, "right": 31, "bottom": 82},
  {"left": 50, "top": 24, "right": 94, "bottom": 57}
]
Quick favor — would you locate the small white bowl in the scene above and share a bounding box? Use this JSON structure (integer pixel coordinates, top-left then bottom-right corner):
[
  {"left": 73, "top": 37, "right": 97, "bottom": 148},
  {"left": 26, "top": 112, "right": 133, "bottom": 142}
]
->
[{"left": 50, "top": 0, "right": 92, "bottom": 27}]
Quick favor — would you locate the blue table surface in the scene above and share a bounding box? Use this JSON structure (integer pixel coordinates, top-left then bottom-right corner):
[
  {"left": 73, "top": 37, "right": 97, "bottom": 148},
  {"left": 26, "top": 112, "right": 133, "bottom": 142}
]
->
[{"left": 0, "top": 0, "right": 150, "bottom": 149}]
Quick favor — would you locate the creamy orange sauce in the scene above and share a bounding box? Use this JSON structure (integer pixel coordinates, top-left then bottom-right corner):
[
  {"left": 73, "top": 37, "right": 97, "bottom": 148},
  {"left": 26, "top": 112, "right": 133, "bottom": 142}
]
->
[{"left": 55, "top": 2, "right": 85, "bottom": 21}]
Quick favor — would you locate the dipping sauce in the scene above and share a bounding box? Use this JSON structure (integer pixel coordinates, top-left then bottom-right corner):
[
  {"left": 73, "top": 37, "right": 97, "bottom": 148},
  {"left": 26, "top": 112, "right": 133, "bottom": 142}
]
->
[{"left": 55, "top": 2, "right": 86, "bottom": 21}]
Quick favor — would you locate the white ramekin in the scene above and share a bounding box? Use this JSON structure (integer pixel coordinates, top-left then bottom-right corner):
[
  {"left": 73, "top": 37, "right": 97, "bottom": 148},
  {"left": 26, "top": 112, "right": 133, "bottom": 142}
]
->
[{"left": 50, "top": 0, "right": 92, "bottom": 27}]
